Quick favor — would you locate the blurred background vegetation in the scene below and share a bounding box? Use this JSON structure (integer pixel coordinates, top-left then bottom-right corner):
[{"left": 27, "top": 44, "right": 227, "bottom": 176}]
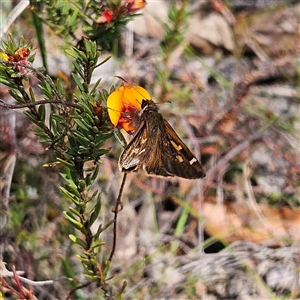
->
[{"left": 0, "top": 0, "right": 299, "bottom": 299}]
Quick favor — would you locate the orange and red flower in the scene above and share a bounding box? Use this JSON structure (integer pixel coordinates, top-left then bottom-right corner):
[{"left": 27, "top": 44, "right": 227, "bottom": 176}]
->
[
  {"left": 0, "top": 46, "right": 32, "bottom": 76},
  {"left": 96, "top": 0, "right": 146, "bottom": 24},
  {"left": 96, "top": 8, "right": 114, "bottom": 24},
  {"left": 107, "top": 85, "right": 150, "bottom": 133},
  {"left": 125, "top": 0, "right": 147, "bottom": 14},
  {"left": 14, "top": 47, "right": 30, "bottom": 60}
]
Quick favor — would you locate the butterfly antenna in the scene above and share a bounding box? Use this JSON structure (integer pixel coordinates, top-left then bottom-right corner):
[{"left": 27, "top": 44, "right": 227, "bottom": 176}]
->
[
  {"left": 115, "top": 75, "right": 128, "bottom": 83},
  {"left": 114, "top": 75, "right": 151, "bottom": 103}
]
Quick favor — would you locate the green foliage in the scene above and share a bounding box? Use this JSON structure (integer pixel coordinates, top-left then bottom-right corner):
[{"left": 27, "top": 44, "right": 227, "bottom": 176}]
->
[
  {"left": 1, "top": 1, "right": 298, "bottom": 299},
  {"left": 157, "top": 0, "right": 190, "bottom": 100},
  {"left": 0, "top": 22, "right": 126, "bottom": 295},
  {"left": 29, "top": 0, "right": 144, "bottom": 51},
  {"left": 160, "top": 0, "right": 189, "bottom": 55}
]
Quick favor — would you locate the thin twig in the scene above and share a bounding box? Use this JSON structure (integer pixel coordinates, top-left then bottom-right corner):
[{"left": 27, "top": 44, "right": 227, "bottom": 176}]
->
[
  {"left": 109, "top": 172, "right": 127, "bottom": 262},
  {"left": 0, "top": 99, "right": 83, "bottom": 111},
  {"left": 0, "top": 60, "right": 71, "bottom": 107},
  {"left": 66, "top": 281, "right": 93, "bottom": 300},
  {"left": 204, "top": 118, "right": 278, "bottom": 191},
  {"left": 0, "top": 261, "right": 71, "bottom": 286}
]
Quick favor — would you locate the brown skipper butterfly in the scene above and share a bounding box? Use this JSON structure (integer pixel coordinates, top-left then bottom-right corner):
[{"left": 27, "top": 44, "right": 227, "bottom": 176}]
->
[{"left": 118, "top": 98, "right": 206, "bottom": 179}]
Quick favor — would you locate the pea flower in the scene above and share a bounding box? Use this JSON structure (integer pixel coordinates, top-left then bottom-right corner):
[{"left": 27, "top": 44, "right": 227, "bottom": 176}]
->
[{"left": 107, "top": 85, "right": 150, "bottom": 133}]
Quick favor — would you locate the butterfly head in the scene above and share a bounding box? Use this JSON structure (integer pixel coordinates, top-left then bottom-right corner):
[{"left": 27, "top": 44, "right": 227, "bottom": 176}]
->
[{"left": 141, "top": 99, "right": 158, "bottom": 113}]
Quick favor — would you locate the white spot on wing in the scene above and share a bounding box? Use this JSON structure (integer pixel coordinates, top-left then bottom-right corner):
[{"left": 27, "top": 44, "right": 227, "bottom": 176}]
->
[
  {"left": 138, "top": 149, "right": 146, "bottom": 155},
  {"left": 189, "top": 157, "right": 197, "bottom": 165}
]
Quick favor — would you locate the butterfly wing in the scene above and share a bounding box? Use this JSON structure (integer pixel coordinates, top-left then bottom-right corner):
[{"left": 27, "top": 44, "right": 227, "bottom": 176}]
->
[
  {"left": 142, "top": 119, "right": 206, "bottom": 179},
  {"left": 118, "top": 119, "right": 149, "bottom": 172}
]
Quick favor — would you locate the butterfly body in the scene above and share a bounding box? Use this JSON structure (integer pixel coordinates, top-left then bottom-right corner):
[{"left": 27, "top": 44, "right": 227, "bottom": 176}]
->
[{"left": 119, "top": 99, "right": 206, "bottom": 179}]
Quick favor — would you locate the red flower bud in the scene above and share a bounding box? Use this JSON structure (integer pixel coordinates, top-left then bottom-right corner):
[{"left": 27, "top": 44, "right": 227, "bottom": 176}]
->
[{"left": 96, "top": 9, "right": 114, "bottom": 24}]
